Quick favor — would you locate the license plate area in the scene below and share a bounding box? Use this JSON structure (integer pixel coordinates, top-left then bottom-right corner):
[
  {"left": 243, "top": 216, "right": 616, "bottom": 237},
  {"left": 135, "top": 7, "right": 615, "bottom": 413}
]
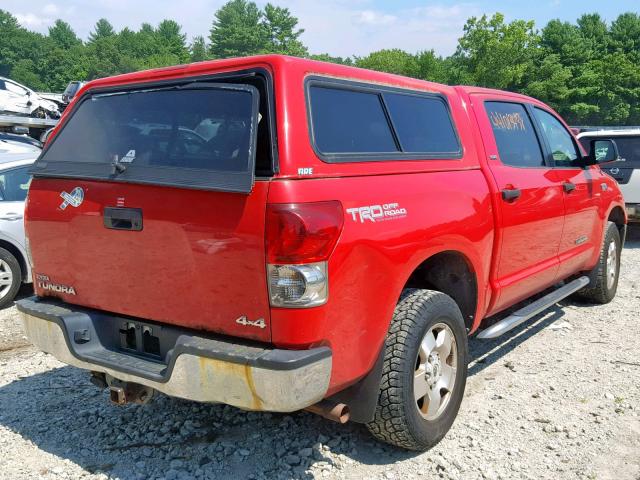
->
[{"left": 119, "top": 321, "right": 162, "bottom": 360}]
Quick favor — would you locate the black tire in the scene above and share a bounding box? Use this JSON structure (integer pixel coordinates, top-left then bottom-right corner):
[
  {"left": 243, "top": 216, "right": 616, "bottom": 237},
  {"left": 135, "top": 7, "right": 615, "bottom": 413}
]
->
[
  {"left": 576, "top": 222, "right": 621, "bottom": 304},
  {"left": 0, "top": 247, "right": 22, "bottom": 309},
  {"left": 366, "top": 289, "right": 468, "bottom": 451}
]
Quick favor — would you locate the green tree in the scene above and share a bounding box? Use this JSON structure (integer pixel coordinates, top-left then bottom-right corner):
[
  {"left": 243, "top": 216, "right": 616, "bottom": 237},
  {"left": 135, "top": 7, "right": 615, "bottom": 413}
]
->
[
  {"left": 190, "top": 36, "right": 209, "bottom": 62},
  {"left": 309, "top": 53, "right": 353, "bottom": 65},
  {"left": 415, "top": 50, "right": 448, "bottom": 83},
  {"left": 262, "top": 3, "right": 307, "bottom": 56},
  {"left": 156, "top": 19, "right": 189, "bottom": 62},
  {"left": 209, "top": 0, "right": 266, "bottom": 58},
  {"left": 48, "top": 20, "right": 81, "bottom": 49},
  {"left": 88, "top": 18, "right": 115, "bottom": 43},
  {"left": 609, "top": 12, "right": 640, "bottom": 56},
  {"left": 452, "top": 13, "right": 539, "bottom": 90},
  {"left": 355, "top": 49, "right": 419, "bottom": 77},
  {"left": 576, "top": 13, "right": 609, "bottom": 54}
]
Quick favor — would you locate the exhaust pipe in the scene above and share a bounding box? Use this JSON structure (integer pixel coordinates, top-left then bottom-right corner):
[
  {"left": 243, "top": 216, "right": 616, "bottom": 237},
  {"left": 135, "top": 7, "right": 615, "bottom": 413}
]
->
[{"left": 305, "top": 400, "right": 350, "bottom": 424}]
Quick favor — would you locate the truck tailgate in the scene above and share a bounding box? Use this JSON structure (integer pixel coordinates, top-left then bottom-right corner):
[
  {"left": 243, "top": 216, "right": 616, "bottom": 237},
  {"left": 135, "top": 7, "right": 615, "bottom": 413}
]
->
[{"left": 26, "top": 178, "right": 272, "bottom": 342}]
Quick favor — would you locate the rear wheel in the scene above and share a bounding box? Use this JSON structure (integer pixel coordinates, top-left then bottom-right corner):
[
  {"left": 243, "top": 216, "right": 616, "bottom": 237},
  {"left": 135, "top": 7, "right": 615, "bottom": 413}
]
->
[
  {"left": 0, "top": 247, "right": 22, "bottom": 308},
  {"left": 576, "top": 222, "right": 621, "bottom": 304},
  {"left": 366, "top": 289, "right": 468, "bottom": 451}
]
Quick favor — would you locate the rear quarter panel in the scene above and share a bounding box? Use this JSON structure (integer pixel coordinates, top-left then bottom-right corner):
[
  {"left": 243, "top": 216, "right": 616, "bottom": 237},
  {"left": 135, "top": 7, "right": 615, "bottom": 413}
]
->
[
  {"left": 270, "top": 63, "right": 494, "bottom": 393},
  {"left": 268, "top": 173, "right": 493, "bottom": 394}
]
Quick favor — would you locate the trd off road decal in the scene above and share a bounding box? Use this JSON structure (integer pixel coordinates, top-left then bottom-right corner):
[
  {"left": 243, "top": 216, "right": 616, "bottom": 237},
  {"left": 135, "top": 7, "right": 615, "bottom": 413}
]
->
[
  {"left": 346, "top": 203, "right": 407, "bottom": 223},
  {"left": 59, "top": 187, "right": 84, "bottom": 210}
]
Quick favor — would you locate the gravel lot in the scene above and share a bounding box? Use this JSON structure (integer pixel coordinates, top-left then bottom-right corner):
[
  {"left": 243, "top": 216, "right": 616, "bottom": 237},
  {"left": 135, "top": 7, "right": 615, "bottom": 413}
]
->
[{"left": 1, "top": 228, "right": 639, "bottom": 480}]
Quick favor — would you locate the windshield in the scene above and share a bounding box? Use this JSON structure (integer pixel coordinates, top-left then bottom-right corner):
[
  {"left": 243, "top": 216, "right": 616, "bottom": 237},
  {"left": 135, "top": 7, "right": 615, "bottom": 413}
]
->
[
  {"left": 579, "top": 135, "right": 640, "bottom": 168},
  {"left": 64, "top": 82, "right": 80, "bottom": 96},
  {"left": 35, "top": 83, "right": 259, "bottom": 193}
]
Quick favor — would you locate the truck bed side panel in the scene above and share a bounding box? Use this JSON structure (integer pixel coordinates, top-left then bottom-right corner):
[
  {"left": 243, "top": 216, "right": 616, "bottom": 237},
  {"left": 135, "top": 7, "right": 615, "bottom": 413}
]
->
[{"left": 267, "top": 171, "right": 493, "bottom": 394}]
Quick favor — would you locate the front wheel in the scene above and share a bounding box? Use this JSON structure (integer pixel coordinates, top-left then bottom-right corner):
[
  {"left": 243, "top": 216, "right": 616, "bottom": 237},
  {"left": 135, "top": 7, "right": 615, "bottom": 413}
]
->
[
  {"left": 366, "top": 289, "right": 468, "bottom": 451},
  {"left": 576, "top": 221, "right": 621, "bottom": 304}
]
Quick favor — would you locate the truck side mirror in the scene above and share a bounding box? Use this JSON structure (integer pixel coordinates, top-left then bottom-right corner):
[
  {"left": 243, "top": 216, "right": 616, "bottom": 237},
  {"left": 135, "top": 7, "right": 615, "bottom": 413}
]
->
[{"left": 588, "top": 139, "right": 624, "bottom": 165}]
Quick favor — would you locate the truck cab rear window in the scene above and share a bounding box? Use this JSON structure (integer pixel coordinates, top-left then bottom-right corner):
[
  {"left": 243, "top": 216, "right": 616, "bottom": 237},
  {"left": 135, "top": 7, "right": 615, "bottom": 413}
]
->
[
  {"left": 308, "top": 82, "right": 461, "bottom": 161},
  {"left": 34, "top": 83, "right": 260, "bottom": 193}
]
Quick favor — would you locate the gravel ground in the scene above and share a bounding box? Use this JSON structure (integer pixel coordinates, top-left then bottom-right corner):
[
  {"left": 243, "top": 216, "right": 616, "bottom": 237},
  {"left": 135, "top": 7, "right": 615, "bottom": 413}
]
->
[{"left": 1, "top": 228, "right": 639, "bottom": 480}]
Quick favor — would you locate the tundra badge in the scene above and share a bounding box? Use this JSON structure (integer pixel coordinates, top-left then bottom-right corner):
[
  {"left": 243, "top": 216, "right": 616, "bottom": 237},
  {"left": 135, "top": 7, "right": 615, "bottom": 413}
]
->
[
  {"left": 35, "top": 274, "right": 77, "bottom": 295},
  {"left": 59, "top": 187, "right": 84, "bottom": 210}
]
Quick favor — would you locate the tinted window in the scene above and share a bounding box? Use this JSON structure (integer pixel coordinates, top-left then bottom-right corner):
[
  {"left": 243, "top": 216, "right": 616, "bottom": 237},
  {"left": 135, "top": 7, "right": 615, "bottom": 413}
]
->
[
  {"left": 309, "top": 86, "right": 398, "bottom": 154},
  {"left": 486, "top": 102, "right": 544, "bottom": 168},
  {"left": 580, "top": 135, "right": 640, "bottom": 168},
  {"left": 0, "top": 166, "right": 31, "bottom": 202},
  {"left": 35, "top": 84, "right": 259, "bottom": 192},
  {"left": 384, "top": 93, "right": 459, "bottom": 154},
  {"left": 533, "top": 108, "right": 579, "bottom": 167}
]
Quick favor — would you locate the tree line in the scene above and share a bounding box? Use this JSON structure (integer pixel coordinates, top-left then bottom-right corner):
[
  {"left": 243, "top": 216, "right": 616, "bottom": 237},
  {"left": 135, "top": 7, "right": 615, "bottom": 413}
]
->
[{"left": 1, "top": 0, "right": 639, "bottom": 125}]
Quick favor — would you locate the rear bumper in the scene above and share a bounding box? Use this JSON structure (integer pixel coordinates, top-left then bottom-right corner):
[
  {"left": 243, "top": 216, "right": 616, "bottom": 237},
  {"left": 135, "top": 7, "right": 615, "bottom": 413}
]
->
[{"left": 16, "top": 296, "right": 331, "bottom": 412}]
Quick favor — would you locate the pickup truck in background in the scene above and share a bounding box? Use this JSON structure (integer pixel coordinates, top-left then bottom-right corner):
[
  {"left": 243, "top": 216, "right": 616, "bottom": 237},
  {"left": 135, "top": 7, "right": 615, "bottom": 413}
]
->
[
  {"left": 578, "top": 128, "right": 640, "bottom": 222},
  {"left": 17, "top": 55, "right": 627, "bottom": 451}
]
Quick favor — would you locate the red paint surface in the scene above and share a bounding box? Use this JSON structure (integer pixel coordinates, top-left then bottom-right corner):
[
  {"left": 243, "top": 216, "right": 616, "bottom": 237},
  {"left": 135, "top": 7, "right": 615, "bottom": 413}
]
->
[{"left": 26, "top": 56, "right": 626, "bottom": 394}]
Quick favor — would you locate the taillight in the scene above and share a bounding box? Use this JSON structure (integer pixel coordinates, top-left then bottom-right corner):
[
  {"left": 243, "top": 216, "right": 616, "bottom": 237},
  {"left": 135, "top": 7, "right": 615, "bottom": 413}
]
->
[
  {"left": 266, "top": 201, "right": 343, "bottom": 308},
  {"left": 266, "top": 201, "right": 343, "bottom": 264}
]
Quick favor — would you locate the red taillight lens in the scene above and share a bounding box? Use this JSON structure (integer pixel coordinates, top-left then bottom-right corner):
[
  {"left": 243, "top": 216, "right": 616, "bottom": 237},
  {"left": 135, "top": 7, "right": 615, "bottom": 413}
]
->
[{"left": 266, "top": 201, "right": 344, "bottom": 264}]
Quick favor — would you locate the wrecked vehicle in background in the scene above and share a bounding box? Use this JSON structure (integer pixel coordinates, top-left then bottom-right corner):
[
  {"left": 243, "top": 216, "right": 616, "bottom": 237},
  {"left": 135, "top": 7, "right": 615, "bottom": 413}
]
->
[
  {"left": 61, "top": 81, "right": 86, "bottom": 105},
  {"left": 0, "top": 77, "right": 60, "bottom": 119}
]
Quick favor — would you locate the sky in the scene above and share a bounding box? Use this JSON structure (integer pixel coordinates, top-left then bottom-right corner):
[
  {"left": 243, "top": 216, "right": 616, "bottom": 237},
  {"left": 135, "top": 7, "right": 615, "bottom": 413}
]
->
[{"left": 2, "top": 0, "right": 639, "bottom": 57}]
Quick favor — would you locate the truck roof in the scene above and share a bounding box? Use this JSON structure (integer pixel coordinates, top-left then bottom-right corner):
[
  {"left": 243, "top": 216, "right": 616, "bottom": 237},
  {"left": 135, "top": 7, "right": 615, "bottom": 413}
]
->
[{"left": 77, "top": 55, "right": 534, "bottom": 102}]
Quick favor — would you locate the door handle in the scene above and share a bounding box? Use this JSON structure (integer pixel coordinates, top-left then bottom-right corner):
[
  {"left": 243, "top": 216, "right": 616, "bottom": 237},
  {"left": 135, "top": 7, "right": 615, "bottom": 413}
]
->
[
  {"left": 104, "top": 207, "right": 143, "bottom": 231},
  {"left": 563, "top": 182, "right": 576, "bottom": 193},
  {"left": 0, "top": 213, "right": 23, "bottom": 221},
  {"left": 501, "top": 188, "right": 521, "bottom": 201}
]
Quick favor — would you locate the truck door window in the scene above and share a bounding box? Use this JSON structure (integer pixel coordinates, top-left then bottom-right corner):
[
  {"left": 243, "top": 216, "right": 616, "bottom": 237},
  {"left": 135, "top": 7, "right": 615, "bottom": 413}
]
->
[
  {"left": 485, "top": 102, "right": 544, "bottom": 168},
  {"left": 532, "top": 108, "right": 579, "bottom": 167}
]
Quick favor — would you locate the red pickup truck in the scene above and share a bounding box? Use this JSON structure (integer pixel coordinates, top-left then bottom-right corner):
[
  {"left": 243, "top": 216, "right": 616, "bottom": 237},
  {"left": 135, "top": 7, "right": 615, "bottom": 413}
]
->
[{"left": 18, "top": 55, "right": 626, "bottom": 451}]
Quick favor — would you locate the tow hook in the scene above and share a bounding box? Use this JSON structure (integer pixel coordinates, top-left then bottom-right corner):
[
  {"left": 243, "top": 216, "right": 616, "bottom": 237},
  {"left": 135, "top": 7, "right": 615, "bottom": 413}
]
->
[{"left": 107, "top": 378, "right": 155, "bottom": 405}]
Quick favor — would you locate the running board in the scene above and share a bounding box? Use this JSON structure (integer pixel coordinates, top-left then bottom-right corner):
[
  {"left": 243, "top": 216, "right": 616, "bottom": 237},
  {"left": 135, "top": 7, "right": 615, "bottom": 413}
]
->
[{"left": 477, "top": 276, "right": 590, "bottom": 339}]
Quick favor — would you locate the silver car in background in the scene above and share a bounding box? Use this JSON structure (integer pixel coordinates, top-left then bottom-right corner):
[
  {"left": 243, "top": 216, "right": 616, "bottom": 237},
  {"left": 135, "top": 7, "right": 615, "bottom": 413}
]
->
[{"left": 0, "top": 138, "right": 39, "bottom": 307}]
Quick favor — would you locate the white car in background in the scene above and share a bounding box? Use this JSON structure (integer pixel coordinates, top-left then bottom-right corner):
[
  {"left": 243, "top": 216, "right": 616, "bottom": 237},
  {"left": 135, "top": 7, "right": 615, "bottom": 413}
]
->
[
  {"left": 577, "top": 129, "right": 640, "bottom": 222},
  {"left": 0, "top": 76, "right": 61, "bottom": 119},
  {"left": 0, "top": 139, "right": 39, "bottom": 307}
]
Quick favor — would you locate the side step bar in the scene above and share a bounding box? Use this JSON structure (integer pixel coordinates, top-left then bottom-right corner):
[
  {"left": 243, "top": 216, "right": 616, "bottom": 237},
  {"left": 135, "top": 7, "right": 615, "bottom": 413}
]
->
[{"left": 477, "top": 276, "right": 590, "bottom": 339}]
